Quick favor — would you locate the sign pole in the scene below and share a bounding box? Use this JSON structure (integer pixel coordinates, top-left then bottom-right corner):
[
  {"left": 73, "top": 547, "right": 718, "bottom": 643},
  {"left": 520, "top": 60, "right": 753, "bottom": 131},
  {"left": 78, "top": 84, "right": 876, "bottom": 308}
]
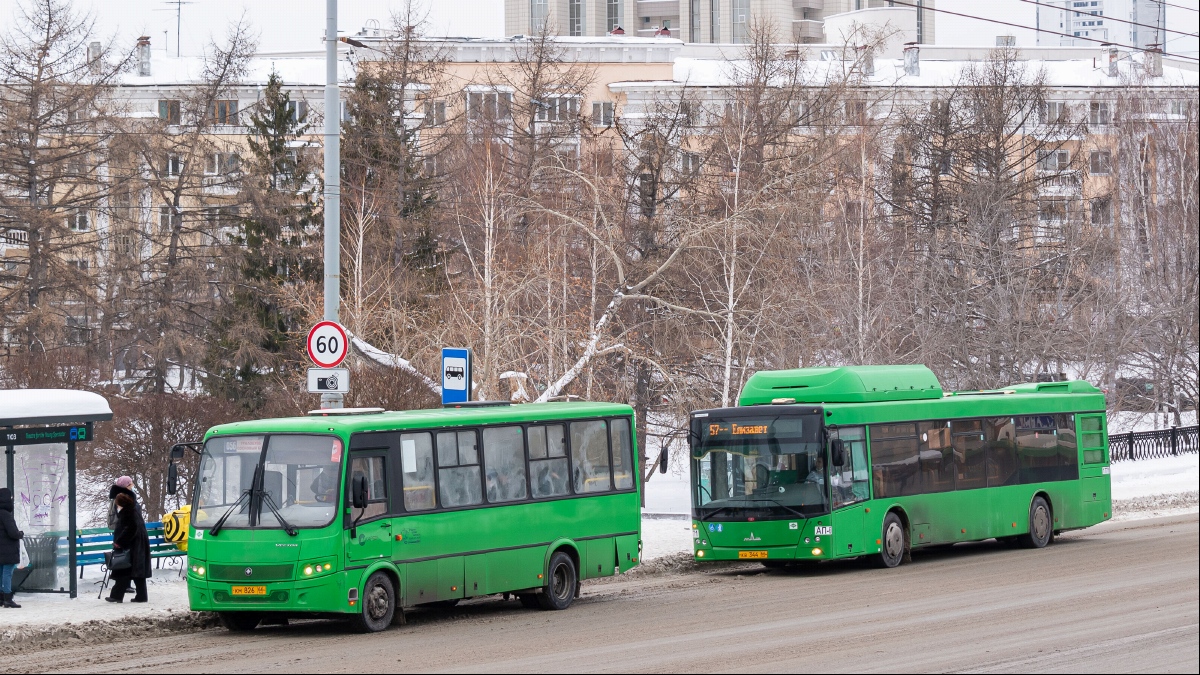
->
[{"left": 321, "top": 0, "right": 343, "bottom": 409}]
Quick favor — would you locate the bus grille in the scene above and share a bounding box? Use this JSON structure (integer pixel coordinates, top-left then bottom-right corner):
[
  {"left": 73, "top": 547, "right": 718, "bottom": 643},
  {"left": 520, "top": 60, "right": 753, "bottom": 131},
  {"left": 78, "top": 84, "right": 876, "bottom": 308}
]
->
[{"left": 208, "top": 564, "right": 294, "bottom": 582}]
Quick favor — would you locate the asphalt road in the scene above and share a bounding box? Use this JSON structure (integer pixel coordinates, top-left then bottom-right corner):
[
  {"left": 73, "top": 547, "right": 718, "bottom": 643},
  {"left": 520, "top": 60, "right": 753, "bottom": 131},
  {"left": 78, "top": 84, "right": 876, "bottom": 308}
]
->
[{"left": 10, "top": 513, "right": 1198, "bottom": 674}]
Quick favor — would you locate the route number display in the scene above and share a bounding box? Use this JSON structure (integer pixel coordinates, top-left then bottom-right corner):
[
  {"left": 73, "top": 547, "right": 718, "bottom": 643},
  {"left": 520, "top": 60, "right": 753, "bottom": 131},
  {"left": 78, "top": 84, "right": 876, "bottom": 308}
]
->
[{"left": 307, "top": 321, "right": 348, "bottom": 368}]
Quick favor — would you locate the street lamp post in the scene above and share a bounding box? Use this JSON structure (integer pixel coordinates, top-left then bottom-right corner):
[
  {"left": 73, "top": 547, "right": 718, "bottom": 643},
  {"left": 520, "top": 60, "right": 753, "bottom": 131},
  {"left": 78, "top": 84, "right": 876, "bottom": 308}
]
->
[{"left": 321, "top": 0, "right": 343, "bottom": 409}]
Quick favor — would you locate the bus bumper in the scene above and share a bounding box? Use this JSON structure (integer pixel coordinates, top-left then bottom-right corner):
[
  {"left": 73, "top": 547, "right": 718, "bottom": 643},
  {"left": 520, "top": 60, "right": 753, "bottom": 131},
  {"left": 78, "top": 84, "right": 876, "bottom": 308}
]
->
[{"left": 187, "top": 572, "right": 349, "bottom": 614}]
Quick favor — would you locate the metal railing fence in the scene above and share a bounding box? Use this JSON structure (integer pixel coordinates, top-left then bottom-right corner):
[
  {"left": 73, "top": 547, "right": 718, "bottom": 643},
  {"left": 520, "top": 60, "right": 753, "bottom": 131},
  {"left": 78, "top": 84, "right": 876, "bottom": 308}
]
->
[{"left": 1109, "top": 425, "right": 1199, "bottom": 462}]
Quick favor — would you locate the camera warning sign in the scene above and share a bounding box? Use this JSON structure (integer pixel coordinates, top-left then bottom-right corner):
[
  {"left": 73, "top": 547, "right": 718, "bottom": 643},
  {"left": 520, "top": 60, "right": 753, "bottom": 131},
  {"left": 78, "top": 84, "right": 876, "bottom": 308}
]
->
[{"left": 307, "top": 367, "right": 350, "bottom": 393}]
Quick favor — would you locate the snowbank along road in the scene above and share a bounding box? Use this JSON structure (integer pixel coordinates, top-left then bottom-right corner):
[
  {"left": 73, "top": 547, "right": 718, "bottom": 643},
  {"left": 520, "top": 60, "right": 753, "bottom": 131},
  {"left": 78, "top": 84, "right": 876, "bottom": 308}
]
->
[{"left": 6, "top": 513, "right": 1197, "bottom": 673}]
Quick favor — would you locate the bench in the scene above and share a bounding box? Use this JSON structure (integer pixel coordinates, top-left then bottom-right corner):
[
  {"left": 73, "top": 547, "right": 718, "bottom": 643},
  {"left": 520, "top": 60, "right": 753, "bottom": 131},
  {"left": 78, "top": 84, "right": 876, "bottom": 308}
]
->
[{"left": 76, "top": 521, "right": 186, "bottom": 576}]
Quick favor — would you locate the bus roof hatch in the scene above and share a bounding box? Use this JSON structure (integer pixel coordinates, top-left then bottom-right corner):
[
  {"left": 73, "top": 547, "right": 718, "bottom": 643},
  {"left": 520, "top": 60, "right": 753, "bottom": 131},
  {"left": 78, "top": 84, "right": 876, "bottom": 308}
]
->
[{"left": 738, "top": 365, "right": 944, "bottom": 405}]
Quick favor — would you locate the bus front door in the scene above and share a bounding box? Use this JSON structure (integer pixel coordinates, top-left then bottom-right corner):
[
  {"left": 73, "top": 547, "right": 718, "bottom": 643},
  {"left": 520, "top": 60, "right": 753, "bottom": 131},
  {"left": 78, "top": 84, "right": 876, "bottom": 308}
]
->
[
  {"left": 830, "top": 427, "right": 871, "bottom": 557},
  {"left": 346, "top": 452, "right": 393, "bottom": 565}
]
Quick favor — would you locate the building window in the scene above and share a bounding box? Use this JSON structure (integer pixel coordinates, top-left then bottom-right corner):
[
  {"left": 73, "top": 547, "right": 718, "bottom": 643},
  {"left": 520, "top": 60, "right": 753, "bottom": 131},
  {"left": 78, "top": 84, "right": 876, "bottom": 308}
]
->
[
  {"left": 607, "top": 0, "right": 622, "bottom": 31},
  {"left": 205, "top": 152, "right": 240, "bottom": 175},
  {"left": 845, "top": 100, "right": 866, "bottom": 122},
  {"left": 1041, "top": 101, "right": 1067, "bottom": 124},
  {"left": 158, "top": 99, "right": 181, "bottom": 125},
  {"left": 467, "top": 91, "right": 512, "bottom": 122},
  {"left": 531, "top": 0, "right": 549, "bottom": 33},
  {"left": 1169, "top": 100, "right": 1189, "bottom": 117},
  {"left": 1089, "top": 150, "right": 1111, "bottom": 174},
  {"left": 1038, "top": 199, "right": 1068, "bottom": 222},
  {"left": 1090, "top": 197, "right": 1112, "bottom": 226},
  {"left": 681, "top": 151, "right": 701, "bottom": 175},
  {"left": 592, "top": 101, "right": 615, "bottom": 127},
  {"left": 732, "top": 0, "right": 749, "bottom": 43},
  {"left": 691, "top": 0, "right": 701, "bottom": 41},
  {"left": 210, "top": 100, "right": 239, "bottom": 125},
  {"left": 286, "top": 100, "right": 308, "bottom": 123},
  {"left": 1089, "top": 101, "right": 1111, "bottom": 126},
  {"left": 710, "top": 0, "right": 719, "bottom": 43},
  {"left": 1038, "top": 149, "right": 1070, "bottom": 172},
  {"left": 66, "top": 210, "right": 89, "bottom": 231},
  {"left": 158, "top": 206, "right": 181, "bottom": 233},
  {"left": 537, "top": 96, "right": 580, "bottom": 123},
  {"left": 424, "top": 100, "right": 446, "bottom": 126},
  {"left": 568, "top": 0, "right": 583, "bottom": 36},
  {"left": 164, "top": 153, "right": 182, "bottom": 177}
]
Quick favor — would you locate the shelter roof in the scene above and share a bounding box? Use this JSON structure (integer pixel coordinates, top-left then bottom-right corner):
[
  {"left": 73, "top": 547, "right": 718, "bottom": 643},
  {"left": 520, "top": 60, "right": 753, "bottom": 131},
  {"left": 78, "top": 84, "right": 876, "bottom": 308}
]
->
[{"left": 0, "top": 389, "right": 114, "bottom": 426}]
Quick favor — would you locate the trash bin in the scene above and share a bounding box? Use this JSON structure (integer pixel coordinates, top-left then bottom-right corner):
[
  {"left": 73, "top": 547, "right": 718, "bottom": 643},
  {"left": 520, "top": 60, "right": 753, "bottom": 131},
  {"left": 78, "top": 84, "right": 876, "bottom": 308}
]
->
[{"left": 18, "top": 534, "right": 61, "bottom": 590}]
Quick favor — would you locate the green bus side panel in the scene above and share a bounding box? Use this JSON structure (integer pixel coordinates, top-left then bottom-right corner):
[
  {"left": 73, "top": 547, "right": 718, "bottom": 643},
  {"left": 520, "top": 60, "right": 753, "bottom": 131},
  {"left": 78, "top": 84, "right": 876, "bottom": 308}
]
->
[
  {"left": 439, "top": 556, "right": 465, "bottom": 601},
  {"left": 583, "top": 538, "right": 616, "bottom": 579},
  {"left": 1080, "top": 475, "right": 1111, "bottom": 525},
  {"left": 616, "top": 534, "right": 639, "bottom": 572},
  {"left": 484, "top": 547, "right": 546, "bottom": 593},
  {"left": 405, "top": 560, "right": 439, "bottom": 605}
]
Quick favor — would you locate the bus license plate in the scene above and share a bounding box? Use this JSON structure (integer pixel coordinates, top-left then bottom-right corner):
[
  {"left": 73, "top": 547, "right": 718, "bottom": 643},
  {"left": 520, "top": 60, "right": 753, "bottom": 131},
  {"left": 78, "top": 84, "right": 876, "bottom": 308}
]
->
[
  {"left": 738, "top": 551, "right": 768, "bottom": 559},
  {"left": 231, "top": 585, "right": 267, "bottom": 596}
]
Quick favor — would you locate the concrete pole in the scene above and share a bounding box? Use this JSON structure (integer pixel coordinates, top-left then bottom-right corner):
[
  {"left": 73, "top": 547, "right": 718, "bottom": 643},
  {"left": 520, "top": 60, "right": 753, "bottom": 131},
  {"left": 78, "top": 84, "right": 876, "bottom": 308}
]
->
[{"left": 321, "top": 0, "right": 343, "bottom": 409}]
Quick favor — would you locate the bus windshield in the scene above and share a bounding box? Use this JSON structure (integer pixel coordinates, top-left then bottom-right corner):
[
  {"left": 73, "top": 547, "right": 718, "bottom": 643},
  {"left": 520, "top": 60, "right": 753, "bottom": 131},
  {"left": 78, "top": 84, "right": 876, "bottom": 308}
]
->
[
  {"left": 691, "top": 412, "right": 827, "bottom": 521},
  {"left": 193, "top": 434, "right": 343, "bottom": 530}
]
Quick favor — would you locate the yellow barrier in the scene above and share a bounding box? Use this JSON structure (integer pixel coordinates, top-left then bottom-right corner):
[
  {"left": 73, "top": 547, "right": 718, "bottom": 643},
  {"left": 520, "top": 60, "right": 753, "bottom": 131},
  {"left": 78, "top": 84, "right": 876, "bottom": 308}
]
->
[{"left": 163, "top": 505, "right": 191, "bottom": 552}]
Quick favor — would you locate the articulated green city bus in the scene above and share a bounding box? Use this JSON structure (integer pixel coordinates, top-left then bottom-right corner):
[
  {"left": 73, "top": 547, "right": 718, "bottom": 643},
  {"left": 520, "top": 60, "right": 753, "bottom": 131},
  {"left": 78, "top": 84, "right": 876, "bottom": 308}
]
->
[
  {"left": 690, "top": 365, "right": 1111, "bottom": 568},
  {"left": 173, "top": 402, "right": 641, "bottom": 632}
]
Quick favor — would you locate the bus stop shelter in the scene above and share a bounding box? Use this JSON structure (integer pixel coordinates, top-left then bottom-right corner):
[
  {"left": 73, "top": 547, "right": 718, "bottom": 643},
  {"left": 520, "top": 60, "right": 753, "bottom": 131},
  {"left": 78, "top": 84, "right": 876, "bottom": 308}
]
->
[{"left": 1, "top": 389, "right": 112, "bottom": 598}]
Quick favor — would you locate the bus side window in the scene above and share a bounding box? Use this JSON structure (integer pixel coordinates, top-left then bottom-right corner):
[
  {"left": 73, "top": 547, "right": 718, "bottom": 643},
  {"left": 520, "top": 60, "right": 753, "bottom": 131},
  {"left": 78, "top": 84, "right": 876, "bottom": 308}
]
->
[
  {"left": 528, "top": 425, "right": 569, "bottom": 499},
  {"left": 437, "top": 430, "right": 483, "bottom": 508},
  {"left": 571, "top": 420, "right": 612, "bottom": 494},
  {"left": 918, "top": 421, "right": 954, "bottom": 494},
  {"left": 350, "top": 455, "right": 389, "bottom": 519},
  {"left": 483, "top": 426, "right": 528, "bottom": 503},
  {"left": 951, "top": 419, "right": 987, "bottom": 490},
  {"left": 400, "top": 432, "right": 437, "bottom": 511},
  {"left": 869, "top": 423, "right": 918, "bottom": 498},
  {"left": 985, "top": 418, "right": 1018, "bottom": 487},
  {"left": 610, "top": 418, "right": 635, "bottom": 490}
]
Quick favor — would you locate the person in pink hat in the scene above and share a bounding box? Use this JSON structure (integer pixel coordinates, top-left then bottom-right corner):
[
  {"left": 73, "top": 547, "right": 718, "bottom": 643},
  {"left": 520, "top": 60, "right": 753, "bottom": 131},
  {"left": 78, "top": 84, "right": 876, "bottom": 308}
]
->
[{"left": 107, "top": 476, "right": 138, "bottom": 530}]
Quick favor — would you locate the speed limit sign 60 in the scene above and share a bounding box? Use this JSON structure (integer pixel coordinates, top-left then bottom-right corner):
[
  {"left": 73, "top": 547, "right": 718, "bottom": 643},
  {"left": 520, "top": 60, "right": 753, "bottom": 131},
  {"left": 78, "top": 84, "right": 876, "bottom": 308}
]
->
[{"left": 307, "top": 321, "right": 348, "bottom": 368}]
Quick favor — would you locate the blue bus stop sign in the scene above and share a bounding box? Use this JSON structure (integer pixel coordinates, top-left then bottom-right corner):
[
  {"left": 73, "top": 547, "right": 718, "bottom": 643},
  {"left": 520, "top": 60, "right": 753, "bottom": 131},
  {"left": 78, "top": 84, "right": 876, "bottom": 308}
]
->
[{"left": 441, "top": 347, "right": 472, "bottom": 405}]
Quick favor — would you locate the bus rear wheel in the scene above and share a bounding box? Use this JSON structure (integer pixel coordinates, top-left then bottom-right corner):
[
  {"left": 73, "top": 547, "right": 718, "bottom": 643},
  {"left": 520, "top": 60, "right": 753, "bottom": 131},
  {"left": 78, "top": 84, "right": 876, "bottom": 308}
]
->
[
  {"left": 874, "top": 512, "right": 907, "bottom": 569},
  {"left": 218, "top": 612, "right": 260, "bottom": 632},
  {"left": 536, "top": 552, "right": 577, "bottom": 611},
  {"left": 1020, "top": 496, "right": 1053, "bottom": 549},
  {"left": 349, "top": 571, "right": 396, "bottom": 633}
]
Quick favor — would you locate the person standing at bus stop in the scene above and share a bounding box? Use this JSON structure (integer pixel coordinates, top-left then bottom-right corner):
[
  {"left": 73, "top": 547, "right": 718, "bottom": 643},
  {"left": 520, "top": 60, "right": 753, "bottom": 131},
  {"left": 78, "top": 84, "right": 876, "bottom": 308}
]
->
[
  {"left": 107, "top": 476, "right": 138, "bottom": 529},
  {"left": 0, "top": 487, "right": 24, "bottom": 609},
  {"left": 106, "top": 492, "right": 152, "bottom": 603}
]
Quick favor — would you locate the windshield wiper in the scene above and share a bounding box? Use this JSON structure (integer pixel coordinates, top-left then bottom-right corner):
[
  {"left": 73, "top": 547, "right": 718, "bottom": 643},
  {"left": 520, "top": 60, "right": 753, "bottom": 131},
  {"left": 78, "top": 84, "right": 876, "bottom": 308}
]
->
[
  {"left": 259, "top": 492, "right": 298, "bottom": 536},
  {"left": 698, "top": 505, "right": 737, "bottom": 521},
  {"left": 765, "top": 499, "right": 808, "bottom": 519},
  {"left": 208, "top": 490, "right": 251, "bottom": 537}
]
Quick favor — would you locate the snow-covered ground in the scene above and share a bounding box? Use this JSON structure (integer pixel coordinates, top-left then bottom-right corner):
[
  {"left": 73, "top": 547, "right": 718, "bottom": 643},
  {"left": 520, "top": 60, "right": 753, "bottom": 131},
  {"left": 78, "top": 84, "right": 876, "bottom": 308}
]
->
[
  {"left": 1110, "top": 454, "right": 1198, "bottom": 500},
  {"left": 0, "top": 565, "right": 190, "bottom": 632},
  {"left": 1108, "top": 410, "right": 1198, "bottom": 434}
]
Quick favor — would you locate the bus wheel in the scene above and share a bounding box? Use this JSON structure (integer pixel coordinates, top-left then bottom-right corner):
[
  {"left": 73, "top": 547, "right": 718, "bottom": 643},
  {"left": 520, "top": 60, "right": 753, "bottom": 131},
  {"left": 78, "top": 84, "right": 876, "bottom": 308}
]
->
[
  {"left": 218, "top": 612, "right": 260, "bottom": 632},
  {"left": 1020, "top": 496, "right": 1053, "bottom": 549},
  {"left": 874, "top": 512, "right": 907, "bottom": 569},
  {"left": 350, "top": 572, "right": 396, "bottom": 633},
  {"left": 537, "top": 552, "right": 577, "bottom": 611}
]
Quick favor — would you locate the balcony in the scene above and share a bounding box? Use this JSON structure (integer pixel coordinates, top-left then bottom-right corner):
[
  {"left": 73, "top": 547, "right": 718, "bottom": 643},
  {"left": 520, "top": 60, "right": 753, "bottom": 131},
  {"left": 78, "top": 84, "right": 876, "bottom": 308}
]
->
[
  {"left": 637, "top": 0, "right": 680, "bottom": 18},
  {"left": 793, "top": 19, "right": 824, "bottom": 40},
  {"left": 793, "top": 0, "right": 824, "bottom": 10}
]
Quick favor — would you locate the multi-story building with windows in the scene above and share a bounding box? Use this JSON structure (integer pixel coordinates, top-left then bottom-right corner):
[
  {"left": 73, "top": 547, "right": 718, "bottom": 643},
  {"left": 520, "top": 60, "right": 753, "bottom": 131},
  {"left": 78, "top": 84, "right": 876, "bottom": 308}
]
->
[
  {"left": 505, "top": 0, "right": 936, "bottom": 44},
  {"left": 1036, "top": 0, "right": 1166, "bottom": 48}
]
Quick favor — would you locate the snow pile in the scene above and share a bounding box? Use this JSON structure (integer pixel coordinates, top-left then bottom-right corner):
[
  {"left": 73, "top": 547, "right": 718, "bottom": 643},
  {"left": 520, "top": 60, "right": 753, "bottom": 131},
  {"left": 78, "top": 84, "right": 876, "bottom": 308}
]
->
[
  {"left": 1110, "top": 454, "right": 1199, "bottom": 501},
  {"left": 0, "top": 567, "right": 190, "bottom": 633}
]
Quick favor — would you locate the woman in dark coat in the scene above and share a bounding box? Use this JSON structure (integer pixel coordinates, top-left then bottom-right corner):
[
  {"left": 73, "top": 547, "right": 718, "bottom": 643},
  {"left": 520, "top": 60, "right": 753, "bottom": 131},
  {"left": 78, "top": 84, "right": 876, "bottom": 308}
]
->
[
  {"left": 0, "top": 487, "right": 23, "bottom": 608},
  {"left": 106, "top": 492, "right": 152, "bottom": 603}
]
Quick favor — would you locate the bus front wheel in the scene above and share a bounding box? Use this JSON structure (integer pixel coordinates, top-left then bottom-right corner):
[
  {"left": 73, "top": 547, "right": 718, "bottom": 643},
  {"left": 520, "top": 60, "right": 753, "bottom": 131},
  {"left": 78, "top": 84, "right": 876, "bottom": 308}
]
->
[
  {"left": 1020, "top": 496, "right": 1053, "bottom": 549},
  {"left": 537, "top": 552, "right": 577, "bottom": 611},
  {"left": 874, "top": 512, "right": 907, "bottom": 569},
  {"left": 350, "top": 571, "right": 396, "bottom": 633}
]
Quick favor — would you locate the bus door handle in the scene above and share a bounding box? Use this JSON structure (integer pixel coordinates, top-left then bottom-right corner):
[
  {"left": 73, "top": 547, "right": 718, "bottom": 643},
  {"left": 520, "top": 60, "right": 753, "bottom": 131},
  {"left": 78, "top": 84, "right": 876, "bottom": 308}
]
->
[{"left": 379, "top": 522, "right": 391, "bottom": 528}]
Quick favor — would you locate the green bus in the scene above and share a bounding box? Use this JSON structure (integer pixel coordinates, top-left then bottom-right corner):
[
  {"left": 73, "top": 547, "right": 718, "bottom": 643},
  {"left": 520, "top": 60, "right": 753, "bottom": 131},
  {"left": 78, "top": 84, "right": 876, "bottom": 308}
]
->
[
  {"left": 170, "top": 402, "right": 641, "bottom": 632},
  {"left": 689, "top": 365, "right": 1111, "bottom": 568}
]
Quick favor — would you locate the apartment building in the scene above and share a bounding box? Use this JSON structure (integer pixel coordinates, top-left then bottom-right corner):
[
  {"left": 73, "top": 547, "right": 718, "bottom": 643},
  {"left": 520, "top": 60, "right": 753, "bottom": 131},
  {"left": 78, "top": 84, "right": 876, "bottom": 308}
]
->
[
  {"left": 1036, "top": 0, "right": 1166, "bottom": 48},
  {"left": 505, "top": 0, "right": 936, "bottom": 44}
]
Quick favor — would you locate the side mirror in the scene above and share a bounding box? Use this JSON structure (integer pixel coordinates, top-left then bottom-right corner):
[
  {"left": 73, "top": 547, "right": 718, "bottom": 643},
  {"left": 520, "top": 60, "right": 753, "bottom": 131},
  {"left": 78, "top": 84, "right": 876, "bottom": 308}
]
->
[
  {"left": 830, "top": 438, "right": 846, "bottom": 467},
  {"left": 167, "top": 462, "right": 178, "bottom": 496},
  {"left": 169, "top": 445, "right": 186, "bottom": 460},
  {"left": 352, "top": 475, "right": 369, "bottom": 509},
  {"left": 658, "top": 447, "right": 669, "bottom": 474}
]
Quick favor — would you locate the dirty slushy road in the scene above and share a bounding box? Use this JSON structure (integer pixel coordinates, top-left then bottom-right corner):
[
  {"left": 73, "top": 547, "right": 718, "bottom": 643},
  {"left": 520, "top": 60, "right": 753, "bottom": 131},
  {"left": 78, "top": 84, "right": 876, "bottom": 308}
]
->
[{"left": 10, "top": 514, "right": 1198, "bottom": 674}]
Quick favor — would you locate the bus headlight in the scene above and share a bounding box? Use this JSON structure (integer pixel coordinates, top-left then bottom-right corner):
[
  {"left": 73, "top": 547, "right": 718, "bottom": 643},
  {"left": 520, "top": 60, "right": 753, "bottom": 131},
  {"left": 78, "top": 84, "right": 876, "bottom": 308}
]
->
[
  {"left": 189, "top": 564, "right": 206, "bottom": 577},
  {"left": 811, "top": 548, "right": 822, "bottom": 556},
  {"left": 300, "top": 560, "right": 335, "bottom": 579}
]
